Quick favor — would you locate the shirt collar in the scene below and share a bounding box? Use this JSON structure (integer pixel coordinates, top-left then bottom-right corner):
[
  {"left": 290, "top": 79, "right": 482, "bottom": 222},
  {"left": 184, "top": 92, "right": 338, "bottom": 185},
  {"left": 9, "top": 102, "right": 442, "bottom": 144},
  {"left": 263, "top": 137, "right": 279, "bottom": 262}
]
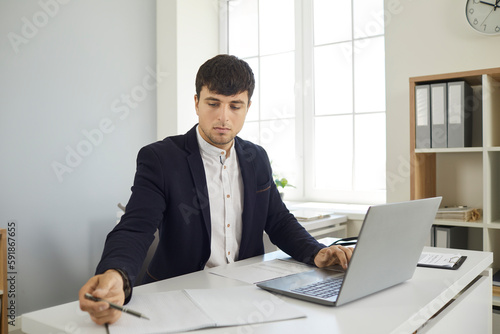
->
[{"left": 196, "top": 125, "right": 235, "bottom": 163}]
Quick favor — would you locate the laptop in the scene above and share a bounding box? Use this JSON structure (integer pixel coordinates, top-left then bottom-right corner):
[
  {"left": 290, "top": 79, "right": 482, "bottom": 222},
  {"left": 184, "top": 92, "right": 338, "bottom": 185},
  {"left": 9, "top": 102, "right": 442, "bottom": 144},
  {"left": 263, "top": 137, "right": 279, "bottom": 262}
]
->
[{"left": 257, "top": 197, "right": 442, "bottom": 306}]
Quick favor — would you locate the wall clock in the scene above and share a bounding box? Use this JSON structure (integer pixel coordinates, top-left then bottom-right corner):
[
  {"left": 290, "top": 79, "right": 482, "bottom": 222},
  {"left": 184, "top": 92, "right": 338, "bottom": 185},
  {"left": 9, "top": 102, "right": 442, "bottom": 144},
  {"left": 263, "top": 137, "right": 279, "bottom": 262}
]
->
[{"left": 466, "top": 0, "right": 500, "bottom": 34}]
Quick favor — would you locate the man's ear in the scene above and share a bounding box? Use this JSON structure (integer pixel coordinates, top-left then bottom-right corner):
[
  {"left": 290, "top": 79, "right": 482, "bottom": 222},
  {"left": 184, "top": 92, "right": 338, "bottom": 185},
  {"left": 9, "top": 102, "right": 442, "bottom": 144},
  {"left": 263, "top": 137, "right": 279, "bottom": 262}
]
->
[
  {"left": 194, "top": 94, "right": 199, "bottom": 115},
  {"left": 246, "top": 100, "right": 252, "bottom": 115}
]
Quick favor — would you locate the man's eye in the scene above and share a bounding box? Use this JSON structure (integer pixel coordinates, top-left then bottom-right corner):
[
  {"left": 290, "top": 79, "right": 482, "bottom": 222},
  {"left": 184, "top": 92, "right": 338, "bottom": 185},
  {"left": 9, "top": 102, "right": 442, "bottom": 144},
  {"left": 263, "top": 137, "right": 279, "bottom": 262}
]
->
[
  {"left": 231, "top": 105, "right": 241, "bottom": 110},
  {"left": 208, "top": 103, "right": 218, "bottom": 107}
]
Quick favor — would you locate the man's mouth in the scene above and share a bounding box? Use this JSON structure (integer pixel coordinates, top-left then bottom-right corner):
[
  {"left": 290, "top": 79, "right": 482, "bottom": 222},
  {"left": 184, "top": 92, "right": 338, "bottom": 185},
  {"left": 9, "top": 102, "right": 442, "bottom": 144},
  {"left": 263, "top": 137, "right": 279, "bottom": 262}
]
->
[{"left": 214, "top": 126, "right": 230, "bottom": 134}]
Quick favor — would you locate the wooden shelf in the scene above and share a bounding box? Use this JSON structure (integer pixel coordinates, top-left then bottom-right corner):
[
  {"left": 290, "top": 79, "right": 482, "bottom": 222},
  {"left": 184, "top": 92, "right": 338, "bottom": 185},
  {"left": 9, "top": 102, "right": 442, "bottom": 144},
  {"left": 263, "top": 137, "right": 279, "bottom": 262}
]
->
[
  {"left": 487, "top": 222, "right": 500, "bottom": 229},
  {"left": 415, "top": 147, "right": 483, "bottom": 153},
  {"left": 410, "top": 67, "right": 500, "bottom": 271},
  {"left": 434, "top": 220, "right": 484, "bottom": 228}
]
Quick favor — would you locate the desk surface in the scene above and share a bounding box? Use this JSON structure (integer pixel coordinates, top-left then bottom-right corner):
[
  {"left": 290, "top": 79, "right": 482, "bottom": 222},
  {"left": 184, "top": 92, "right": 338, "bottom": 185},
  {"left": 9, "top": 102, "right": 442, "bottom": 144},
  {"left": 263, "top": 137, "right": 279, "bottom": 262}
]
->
[
  {"left": 22, "top": 246, "right": 492, "bottom": 334},
  {"left": 296, "top": 213, "right": 347, "bottom": 230}
]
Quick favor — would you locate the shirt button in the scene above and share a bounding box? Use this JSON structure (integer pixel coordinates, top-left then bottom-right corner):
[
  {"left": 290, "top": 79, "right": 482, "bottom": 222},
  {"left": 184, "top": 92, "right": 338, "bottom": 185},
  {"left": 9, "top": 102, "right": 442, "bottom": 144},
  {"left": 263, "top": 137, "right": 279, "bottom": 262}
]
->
[
  {"left": 227, "top": 194, "right": 230, "bottom": 198},
  {"left": 221, "top": 151, "right": 225, "bottom": 155},
  {"left": 228, "top": 251, "right": 231, "bottom": 255},
  {"left": 224, "top": 166, "right": 227, "bottom": 169},
  {"left": 227, "top": 224, "right": 230, "bottom": 228}
]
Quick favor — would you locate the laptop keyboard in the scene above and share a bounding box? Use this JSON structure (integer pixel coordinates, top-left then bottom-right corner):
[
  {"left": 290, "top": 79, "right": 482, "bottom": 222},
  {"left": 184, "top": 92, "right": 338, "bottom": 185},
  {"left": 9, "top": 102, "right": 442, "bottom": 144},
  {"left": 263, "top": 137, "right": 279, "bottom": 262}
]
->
[{"left": 292, "top": 276, "right": 344, "bottom": 299}]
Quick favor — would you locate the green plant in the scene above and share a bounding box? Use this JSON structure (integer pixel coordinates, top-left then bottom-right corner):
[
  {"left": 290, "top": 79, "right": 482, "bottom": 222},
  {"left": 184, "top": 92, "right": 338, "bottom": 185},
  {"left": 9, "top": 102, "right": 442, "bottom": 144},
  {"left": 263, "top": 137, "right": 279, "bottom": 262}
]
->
[
  {"left": 274, "top": 177, "right": 293, "bottom": 189},
  {"left": 271, "top": 161, "right": 295, "bottom": 189},
  {"left": 273, "top": 173, "right": 295, "bottom": 189}
]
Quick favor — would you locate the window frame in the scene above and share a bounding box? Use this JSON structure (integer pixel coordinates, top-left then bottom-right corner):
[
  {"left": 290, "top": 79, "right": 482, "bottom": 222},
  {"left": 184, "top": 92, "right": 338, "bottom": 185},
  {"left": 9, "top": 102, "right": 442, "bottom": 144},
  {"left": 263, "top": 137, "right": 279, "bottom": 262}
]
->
[{"left": 219, "top": 0, "right": 386, "bottom": 205}]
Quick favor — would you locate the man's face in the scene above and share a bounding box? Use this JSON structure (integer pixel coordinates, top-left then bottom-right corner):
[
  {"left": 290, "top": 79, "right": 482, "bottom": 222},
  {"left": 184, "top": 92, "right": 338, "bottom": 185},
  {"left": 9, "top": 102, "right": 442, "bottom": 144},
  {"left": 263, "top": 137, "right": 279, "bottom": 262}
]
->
[{"left": 195, "top": 86, "right": 251, "bottom": 152}]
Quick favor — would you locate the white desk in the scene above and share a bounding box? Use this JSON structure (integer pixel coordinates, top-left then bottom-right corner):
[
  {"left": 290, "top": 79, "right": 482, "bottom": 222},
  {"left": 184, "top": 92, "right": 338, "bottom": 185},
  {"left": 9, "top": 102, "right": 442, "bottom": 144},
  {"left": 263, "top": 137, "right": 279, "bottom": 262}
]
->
[
  {"left": 22, "top": 247, "right": 492, "bottom": 334},
  {"left": 297, "top": 214, "right": 348, "bottom": 238},
  {"left": 264, "top": 214, "right": 348, "bottom": 253}
]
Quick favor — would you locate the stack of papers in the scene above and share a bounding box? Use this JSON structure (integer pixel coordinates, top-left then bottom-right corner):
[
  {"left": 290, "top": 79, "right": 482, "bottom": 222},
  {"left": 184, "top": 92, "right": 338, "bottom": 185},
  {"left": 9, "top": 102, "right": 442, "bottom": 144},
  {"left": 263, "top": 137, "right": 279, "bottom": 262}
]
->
[
  {"left": 209, "top": 258, "right": 312, "bottom": 284},
  {"left": 435, "top": 207, "right": 481, "bottom": 222}
]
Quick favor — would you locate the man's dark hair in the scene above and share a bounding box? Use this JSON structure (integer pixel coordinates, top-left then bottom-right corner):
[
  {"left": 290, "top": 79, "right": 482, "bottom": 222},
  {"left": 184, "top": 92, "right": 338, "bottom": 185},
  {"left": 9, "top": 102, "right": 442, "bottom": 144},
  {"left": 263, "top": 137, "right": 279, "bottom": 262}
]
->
[{"left": 195, "top": 54, "right": 255, "bottom": 102}]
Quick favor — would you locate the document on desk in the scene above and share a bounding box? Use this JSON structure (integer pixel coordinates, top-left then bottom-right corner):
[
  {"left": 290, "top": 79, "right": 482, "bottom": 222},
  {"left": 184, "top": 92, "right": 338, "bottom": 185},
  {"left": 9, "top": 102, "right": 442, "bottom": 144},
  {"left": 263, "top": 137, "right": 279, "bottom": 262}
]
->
[
  {"left": 208, "top": 258, "right": 312, "bottom": 284},
  {"left": 109, "top": 286, "right": 305, "bottom": 334},
  {"left": 418, "top": 251, "right": 466, "bottom": 269}
]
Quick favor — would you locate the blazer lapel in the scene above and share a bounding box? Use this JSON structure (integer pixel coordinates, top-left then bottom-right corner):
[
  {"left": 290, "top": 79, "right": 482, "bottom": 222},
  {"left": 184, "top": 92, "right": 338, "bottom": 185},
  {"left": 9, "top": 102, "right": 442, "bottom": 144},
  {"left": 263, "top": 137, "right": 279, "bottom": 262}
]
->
[
  {"left": 185, "top": 126, "right": 212, "bottom": 239},
  {"left": 235, "top": 138, "right": 257, "bottom": 254}
]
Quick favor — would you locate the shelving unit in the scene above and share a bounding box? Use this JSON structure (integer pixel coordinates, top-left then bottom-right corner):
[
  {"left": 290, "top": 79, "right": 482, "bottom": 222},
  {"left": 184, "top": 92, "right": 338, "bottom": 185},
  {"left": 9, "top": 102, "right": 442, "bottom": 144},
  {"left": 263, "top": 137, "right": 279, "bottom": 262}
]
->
[
  {"left": 410, "top": 68, "right": 500, "bottom": 319},
  {"left": 409, "top": 67, "right": 500, "bottom": 267}
]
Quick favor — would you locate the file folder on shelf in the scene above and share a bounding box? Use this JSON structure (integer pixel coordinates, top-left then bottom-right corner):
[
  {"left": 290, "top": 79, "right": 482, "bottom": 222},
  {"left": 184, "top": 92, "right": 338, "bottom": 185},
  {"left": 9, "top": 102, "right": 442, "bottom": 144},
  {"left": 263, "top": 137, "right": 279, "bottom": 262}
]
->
[
  {"left": 432, "top": 225, "right": 468, "bottom": 249},
  {"left": 492, "top": 269, "right": 500, "bottom": 287},
  {"left": 447, "top": 81, "right": 473, "bottom": 148},
  {"left": 415, "top": 84, "right": 431, "bottom": 148},
  {"left": 431, "top": 83, "right": 447, "bottom": 148}
]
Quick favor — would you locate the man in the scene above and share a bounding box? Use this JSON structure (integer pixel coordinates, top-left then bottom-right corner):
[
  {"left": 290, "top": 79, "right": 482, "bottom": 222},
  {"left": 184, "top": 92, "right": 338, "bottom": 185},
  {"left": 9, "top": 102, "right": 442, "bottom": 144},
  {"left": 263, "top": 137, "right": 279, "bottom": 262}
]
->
[{"left": 79, "top": 54, "right": 353, "bottom": 325}]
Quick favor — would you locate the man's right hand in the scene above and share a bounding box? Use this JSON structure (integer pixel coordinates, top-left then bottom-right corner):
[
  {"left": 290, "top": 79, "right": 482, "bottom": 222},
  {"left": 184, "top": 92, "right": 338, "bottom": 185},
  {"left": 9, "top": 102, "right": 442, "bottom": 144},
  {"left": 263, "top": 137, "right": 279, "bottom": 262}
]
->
[
  {"left": 79, "top": 269, "right": 125, "bottom": 325},
  {"left": 314, "top": 245, "right": 353, "bottom": 270}
]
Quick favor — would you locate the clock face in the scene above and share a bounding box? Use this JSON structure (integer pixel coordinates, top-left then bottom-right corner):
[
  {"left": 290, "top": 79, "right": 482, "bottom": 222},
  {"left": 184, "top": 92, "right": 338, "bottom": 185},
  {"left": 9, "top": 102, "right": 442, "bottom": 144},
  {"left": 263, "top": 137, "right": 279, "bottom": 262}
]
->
[{"left": 466, "top": 0, "right": 500, "bottom": 34}]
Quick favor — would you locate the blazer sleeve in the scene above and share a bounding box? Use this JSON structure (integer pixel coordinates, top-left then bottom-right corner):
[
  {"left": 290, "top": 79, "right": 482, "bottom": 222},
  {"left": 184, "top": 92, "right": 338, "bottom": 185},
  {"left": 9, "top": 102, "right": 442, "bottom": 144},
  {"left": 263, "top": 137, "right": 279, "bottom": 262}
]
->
[
  {"left": 265, "top": 185, "right": 326, "bottom": 265},
  {"left": 95, "top": 145, "right": 166, "bottom": 295},
  {"left": 247, "top": 145, "right": 326, "bottom": 265}
]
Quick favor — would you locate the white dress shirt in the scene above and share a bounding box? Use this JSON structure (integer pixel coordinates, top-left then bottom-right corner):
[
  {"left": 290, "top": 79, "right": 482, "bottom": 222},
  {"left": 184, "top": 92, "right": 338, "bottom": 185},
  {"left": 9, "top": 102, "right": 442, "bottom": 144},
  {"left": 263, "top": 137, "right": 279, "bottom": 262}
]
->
[{"left": 196, "top": 127, "right": 244, "bottom": 268}]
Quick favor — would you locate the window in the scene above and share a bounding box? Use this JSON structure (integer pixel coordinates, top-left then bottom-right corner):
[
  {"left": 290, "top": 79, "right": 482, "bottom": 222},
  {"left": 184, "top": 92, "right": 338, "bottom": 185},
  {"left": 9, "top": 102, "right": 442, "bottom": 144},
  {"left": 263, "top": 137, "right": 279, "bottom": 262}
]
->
[{"left": 222, "top": 0, "right": 386, "bottom": 204}]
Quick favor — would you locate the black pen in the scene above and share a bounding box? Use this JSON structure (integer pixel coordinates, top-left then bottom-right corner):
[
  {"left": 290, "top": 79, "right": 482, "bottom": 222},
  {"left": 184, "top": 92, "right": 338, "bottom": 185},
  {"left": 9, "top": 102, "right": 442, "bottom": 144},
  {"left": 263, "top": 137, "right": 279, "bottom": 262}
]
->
[{"left": 84, "top": 293, "right": 150, "bottom": 320}]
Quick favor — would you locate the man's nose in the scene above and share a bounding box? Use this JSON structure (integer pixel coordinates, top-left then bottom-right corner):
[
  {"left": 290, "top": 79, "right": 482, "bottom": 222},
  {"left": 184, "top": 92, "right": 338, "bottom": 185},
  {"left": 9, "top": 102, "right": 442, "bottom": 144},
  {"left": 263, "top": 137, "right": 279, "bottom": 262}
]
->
[{"left": 217, "top": 104, "right": 230, "bottom": 121}]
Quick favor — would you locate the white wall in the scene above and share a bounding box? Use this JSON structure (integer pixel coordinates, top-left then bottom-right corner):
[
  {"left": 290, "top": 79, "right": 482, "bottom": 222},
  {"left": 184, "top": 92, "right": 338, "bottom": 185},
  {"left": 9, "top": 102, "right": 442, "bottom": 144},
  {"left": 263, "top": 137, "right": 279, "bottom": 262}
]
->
[
  {"left": 0, "top": 0, "right": 156, "bottom": 316},
  {"left": 157, "top": 0, "right": 219, "bottom": 139},
  {"left": 385, "top": 0, "right": 500, "bottom": 202}
]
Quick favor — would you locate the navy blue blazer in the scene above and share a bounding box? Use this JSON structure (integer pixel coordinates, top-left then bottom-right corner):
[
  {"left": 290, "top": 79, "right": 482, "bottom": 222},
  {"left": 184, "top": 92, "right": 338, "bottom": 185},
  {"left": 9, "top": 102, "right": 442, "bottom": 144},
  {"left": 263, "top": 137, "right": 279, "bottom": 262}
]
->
[{"left": 96, "top": 125, "right": 324, "bottom": 297}]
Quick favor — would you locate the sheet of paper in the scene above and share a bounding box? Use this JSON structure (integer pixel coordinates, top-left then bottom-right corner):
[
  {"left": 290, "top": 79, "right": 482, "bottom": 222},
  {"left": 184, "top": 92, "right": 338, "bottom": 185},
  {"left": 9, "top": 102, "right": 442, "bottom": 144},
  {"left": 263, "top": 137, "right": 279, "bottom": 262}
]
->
[
  {"left": 185, "top": 285, "right": 306, "bottom": 327},
  {"left": 418, "top": 252, "right": 462, "bottom": 268},
  {"left": 109, "top": 290, "right": 214, "bottom": 334},
  {"left": 109, "top": 286, "right": 305, "bottom": 334},
  {"left": 208, "top": 258, "right": 313, "bottom": 284}
]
